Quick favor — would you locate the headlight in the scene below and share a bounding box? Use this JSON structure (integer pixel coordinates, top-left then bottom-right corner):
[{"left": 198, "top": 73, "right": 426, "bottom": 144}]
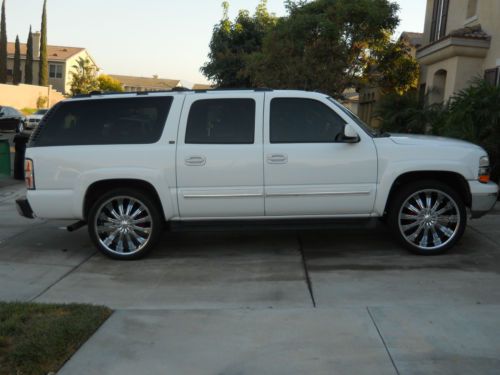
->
[{"left": 479, "top": 156, "right": 490, "bottom": 183}]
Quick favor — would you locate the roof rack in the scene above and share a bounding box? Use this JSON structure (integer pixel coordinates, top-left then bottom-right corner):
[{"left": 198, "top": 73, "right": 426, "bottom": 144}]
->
[{"left": 72, "top": 87, "right": 274, "bottom": 99}]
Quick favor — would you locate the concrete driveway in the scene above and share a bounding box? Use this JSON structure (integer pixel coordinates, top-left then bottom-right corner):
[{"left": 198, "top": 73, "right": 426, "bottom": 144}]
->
[{"left": 1, "top": 180, "right": 500, "bottom": 374}]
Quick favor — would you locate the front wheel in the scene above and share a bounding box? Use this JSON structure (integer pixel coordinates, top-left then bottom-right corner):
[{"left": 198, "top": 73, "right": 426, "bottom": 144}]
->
[
  {"left": 88, "top": 189, "right": 163, "bottom": 260},
  {"left": 388, "top": 181, "right": 467, "bottom": 255}
]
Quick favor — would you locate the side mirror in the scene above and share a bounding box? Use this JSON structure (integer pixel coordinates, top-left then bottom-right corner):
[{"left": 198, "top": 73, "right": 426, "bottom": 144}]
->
[{"left": 338, "top": 124, "right": 360, "bottom": 143}]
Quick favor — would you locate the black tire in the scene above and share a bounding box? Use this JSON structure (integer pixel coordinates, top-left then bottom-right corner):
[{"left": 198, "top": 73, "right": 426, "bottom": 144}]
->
[
  {"left": 387, "top": 180, "right": 467, "bottom": 255},
  {"left": 87, "top": 188, "right": 164, "bottom": 260}
]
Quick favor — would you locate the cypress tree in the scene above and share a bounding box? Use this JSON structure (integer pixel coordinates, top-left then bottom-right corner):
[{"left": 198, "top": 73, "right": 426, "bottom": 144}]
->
[
  {"left": 0, "top": 0, "right": 7, "bottom": 83},
  {"left": 13, "top": 34, "right": 20, "bottom": 84},
  {"left": 25, "top": 26, "right": 33, "bottom": 84},
  {"left": 38, "top": 0, "right": 48, "bottom": 86}
]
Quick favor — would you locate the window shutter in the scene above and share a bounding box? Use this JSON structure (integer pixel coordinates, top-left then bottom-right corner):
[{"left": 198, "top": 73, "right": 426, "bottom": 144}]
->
[
  {"left": 430, "top": 0, "right": 440, "bottom": 42},
  {"left": 439, "top": 0, "right": 450, "bottom": 39}
]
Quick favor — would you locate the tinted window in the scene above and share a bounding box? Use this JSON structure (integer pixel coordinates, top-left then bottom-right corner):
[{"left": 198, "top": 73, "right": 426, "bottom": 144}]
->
[
  {"left": 33, "top": 97, "right": 173, "bottom": 147},
  {"left": 270, "top": 98, "right": 346, "bottom": 143},
  {"left": 185, "top": 99, "right": 255, "bottom": 144}
]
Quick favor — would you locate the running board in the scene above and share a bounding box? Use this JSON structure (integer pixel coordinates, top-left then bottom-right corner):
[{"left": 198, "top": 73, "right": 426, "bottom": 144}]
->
[{"left": 168, "top": 218, "right": 380, "bottom": 232}]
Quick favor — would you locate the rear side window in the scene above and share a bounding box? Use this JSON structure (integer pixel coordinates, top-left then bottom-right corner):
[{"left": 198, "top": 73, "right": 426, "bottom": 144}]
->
[
  {"left": 185, "top": 99, "right": 255, "bottom": 144},
  {"left": 270, "top": 98, "right": 346, "bottom": 143},
  {"left": 32, "top": 97, "right": 173, "bottom": 147}
]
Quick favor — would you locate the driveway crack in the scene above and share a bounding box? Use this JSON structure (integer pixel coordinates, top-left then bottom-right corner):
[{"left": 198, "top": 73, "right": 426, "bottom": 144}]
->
[
  {"left": 297, "top": 233, "right": 316, "bottom": 308},
  {"left": 367, "top": 306, "right": 400, "bottom": 375},
  {"left": 29, "top": 250, "right": 97, "bottom": 302}
]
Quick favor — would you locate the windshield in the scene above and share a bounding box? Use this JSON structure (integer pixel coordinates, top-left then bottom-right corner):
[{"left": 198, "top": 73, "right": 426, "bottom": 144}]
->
[
  {"left": 0, "top": 108, "right": 4, "bottom": 117},
  {"left": 35, "top": 109, "right": 48, "bottom": 115},
  {"left": 327, "top": 97, "right": 387, "bottom": 137}
]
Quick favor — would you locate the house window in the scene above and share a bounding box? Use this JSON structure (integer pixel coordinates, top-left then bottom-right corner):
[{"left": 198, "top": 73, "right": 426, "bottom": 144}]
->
[
  {"left": 430, "top": 0, "right": 449, "bottom": 42},
  {"left": 49, "top": 64, "right": 63, "bottom": 79},
  {"left": 467, "top": 0, "right": 478, "bottom": 19},
  {"left": 484, "top": 68, "right": 499, "bottom": 86}
]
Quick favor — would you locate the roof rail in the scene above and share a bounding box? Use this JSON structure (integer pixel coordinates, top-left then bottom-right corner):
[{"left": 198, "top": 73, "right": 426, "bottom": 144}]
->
[{"left": 72, "top": 87, "right": 274, "bottom": 99}]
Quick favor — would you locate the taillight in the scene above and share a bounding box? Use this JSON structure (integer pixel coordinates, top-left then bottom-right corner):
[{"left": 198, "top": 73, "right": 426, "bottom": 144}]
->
[
  {"left": 25, "top": 159, "right": 35, "bottom": 190},
  {"left": 478, "top": 156, "right": 490, "bottom": 184}
]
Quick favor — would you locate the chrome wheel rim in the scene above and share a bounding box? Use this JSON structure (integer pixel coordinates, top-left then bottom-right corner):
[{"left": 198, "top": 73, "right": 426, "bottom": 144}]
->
[
  {"left": 94, "top": 196, "right": 153, "bottom": 255},
  {"left": 398, "top": 189, "right": 460, "bottom": 251}
]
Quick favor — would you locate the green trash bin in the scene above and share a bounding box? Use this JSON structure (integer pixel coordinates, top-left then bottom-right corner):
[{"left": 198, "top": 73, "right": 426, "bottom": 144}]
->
[{"left": 0, "top": 137, "right": 11, "bottom": 177}]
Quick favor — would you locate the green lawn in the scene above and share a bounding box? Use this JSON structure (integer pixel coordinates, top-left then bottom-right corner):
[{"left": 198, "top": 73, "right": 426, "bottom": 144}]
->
[{"left": 0, "top": 302, "right": 112, "bottom": 375}]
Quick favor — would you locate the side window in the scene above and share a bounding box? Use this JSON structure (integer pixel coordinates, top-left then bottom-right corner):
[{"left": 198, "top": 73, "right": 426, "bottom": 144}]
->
[
  {"left": 185, "top": 99, "right": 255, "bottom": 144},
  {"left": 33, "top": 97, "right": 173, "bottom": 147},
  {"left": 270, "top": 98, "right": 346, "bottom": 143}
]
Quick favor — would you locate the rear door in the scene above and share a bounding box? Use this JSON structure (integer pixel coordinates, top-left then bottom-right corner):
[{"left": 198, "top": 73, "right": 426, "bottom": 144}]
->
[{"left": 176, "top": 93, "right": 264, "bottom": 218}]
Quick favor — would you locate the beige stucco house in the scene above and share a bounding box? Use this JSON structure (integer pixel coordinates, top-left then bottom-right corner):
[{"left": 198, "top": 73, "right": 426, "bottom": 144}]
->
[
  {"left": 7, "top": 32, "right": 97, "bottom": 94},
  {"left": 417, "top": 0, "right": 500, "bottom": 104}
]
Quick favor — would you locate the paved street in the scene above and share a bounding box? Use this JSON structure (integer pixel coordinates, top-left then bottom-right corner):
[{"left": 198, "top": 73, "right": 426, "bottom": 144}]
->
[{"left": 1, "top": 181, "right": 500, "bottom": 374}]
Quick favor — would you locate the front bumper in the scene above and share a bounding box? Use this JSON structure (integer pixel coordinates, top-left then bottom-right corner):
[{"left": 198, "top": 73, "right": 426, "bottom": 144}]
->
[
  {"left": 469, "top": 181, "right": 498, "bottom": 219},
  {"left": 16, "top": 197, "right": 35, "bottom": 219}
]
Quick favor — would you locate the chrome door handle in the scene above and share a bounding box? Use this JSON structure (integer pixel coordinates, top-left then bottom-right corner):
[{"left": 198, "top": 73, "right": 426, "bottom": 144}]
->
[
  {"left": 185, "top": 156, "right": 206, "bottom": 166},
  {"left": 267, "top": 154, "right": 288, "bottom": 164}
]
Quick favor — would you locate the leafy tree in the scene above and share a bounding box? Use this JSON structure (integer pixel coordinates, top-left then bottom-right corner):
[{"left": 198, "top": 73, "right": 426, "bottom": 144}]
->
[
  {"left": 13, "top": 34, "right": 21, "bottom": 84},
  {"left": 363, "top": 34, "right": 419, "bottom": 95},
  {"left": 201, "top": 0, "right": 277, "bottom": 87},
  {"left": 38, "top": 0, "right": 48, "bottom": 86},
  {"left": 245, "top": 0, "right": 400, "bottom": 97},
  {"left": 69, "top": 57, "right": 99, "bottom": 95},
  {"left": 98, "top": 74, "right": 124, "bottom": 92},
  {"left": 25, "top": 26, "right": 33, "bottom": 84},
  {"left": 0, "top": 0, "right": 7, "bottom": 83}
]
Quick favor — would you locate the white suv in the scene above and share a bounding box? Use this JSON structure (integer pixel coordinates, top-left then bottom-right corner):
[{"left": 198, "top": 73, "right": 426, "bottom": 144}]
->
[{"left": 16, "top": 89, "right": 498, "bottom": 259}]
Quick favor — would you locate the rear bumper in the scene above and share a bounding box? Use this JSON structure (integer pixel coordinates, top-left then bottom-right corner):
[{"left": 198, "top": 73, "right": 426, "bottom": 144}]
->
[
  {"left": 469, "top": 181, "right": 498, "bottom": 218},
  {"left": 15, "top": 197, "right": 35, "bottom": 219}
]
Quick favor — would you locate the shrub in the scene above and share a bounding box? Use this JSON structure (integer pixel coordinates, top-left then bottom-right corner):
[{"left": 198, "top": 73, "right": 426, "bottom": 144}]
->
[
  {"left": 440, "top": 79, "right": 500, "bottom": 182},
  {"left": 376, "top": 90, "right": 447, "bottom": 134},
  {"left": 36, "top": 96, "right": 48, "bottom": 109},
  {"left": 376, "top": 79, "right": 500, "bottom": 183}
]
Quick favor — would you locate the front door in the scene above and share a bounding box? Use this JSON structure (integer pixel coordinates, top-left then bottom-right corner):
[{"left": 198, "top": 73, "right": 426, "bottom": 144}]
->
[
  {"left": 263, "top": 93, "right": 377, "bottom": 217},
  {"left": 176, "top": 93, "right": 264, "bottom": 218}
]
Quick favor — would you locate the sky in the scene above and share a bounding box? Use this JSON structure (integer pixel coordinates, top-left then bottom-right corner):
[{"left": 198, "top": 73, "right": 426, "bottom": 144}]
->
[{"left": 6, "top": 0, "right": 427, "bottom": 85}]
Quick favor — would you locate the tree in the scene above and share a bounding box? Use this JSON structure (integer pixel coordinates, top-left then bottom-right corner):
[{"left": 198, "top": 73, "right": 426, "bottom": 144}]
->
[
  {"left": 245, "top": 0, "right": 399, "bottom": 97},
  {"left": 364, "top": 34, "right": 419, "bottom": 95},
  {"left": 201, "top": 0, "right": 277, "bottom": 87},
  {"left": 13, "top": 34, "right": 21, "bottom": 84},
  {"left": 69, "top": 57, "right": 99, "bottom": 95},
  {"left": 0, "top": 0, "right": 7, "bottom": 83},
  {"left": 98, "top": 74, "right": 124, "bottom": 92},
  {"left": 25, "top": 26, "right": 33, "bottom": 84},
  {"left": 38, "top": 0, "right": 48, "bottom": 86}
]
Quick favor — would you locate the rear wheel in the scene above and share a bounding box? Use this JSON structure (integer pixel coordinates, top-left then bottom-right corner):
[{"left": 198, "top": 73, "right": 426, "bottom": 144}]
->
[
  {"left": 388, "top": 181, "right": 467, "bottom": 255},
  {"left": 88, "top": 188, "right": 163, "bottom": 260}
]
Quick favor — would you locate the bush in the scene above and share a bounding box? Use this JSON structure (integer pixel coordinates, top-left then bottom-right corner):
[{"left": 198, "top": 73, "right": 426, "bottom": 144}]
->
[
  {"left": 376, "top": 90, "right": 447, "bottom": 134},
  {"left": 440, "top": 79, "right": 500, "bottom": 182},
  {"left": 36, "top": 96, "right": 48, "bottom": 109},
  {"left": 376, "top": 79, "right": 500, "bottom": 183}
]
